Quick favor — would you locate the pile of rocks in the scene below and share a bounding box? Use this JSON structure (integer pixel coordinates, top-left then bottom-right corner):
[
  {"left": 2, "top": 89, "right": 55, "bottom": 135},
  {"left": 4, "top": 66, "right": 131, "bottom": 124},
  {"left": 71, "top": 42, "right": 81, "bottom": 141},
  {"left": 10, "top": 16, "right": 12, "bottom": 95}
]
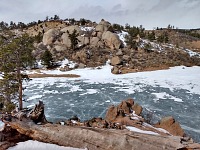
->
[{"left": 60, "top": 98, "right": 184, "bottom": 137}]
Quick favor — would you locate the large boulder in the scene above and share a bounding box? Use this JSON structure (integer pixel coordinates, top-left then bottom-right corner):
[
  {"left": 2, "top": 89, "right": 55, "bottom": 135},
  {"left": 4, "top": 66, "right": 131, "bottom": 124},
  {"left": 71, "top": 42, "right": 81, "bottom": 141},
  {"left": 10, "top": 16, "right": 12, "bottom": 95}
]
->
[
  {"left": 110, "top": 56, "right": 122, "bottom": 66},
  {"left": 72, "top": 50, "right": 88, "bottom": 64},
  {"left": 54, "top": 45, "right": 67, "bottom": 52},
  {"left": 61, "top": 33, "right": 71, "bottom": 48},
  {"left": 43, "top": 29, "right": 60, "bottom": 45},
  {"left": 118, "top": 101, "right": 131, "bottom": 114},
  {"left": 90, "top": 37, "right": 100, "bottom": 47},
  {"left": 95, "top": 20, "right": 113, "bottom": 33},
  {"left": 105, "top": 105, "right": 119, "bottom": 122},
  {"left": 77, "top": 36, "right": 90, "bottom": 46},
  {"left": 61, "top": 25, "right": 81, "bottom": 34},
  {"left": 155, "top": 116, "right": 184, "bottom": 137},
  {"left": 102, "top": 31, "right": 122, "bottom": 50},
  {"left": 132, "top": 103, "right": 143, "bottom": 116}
]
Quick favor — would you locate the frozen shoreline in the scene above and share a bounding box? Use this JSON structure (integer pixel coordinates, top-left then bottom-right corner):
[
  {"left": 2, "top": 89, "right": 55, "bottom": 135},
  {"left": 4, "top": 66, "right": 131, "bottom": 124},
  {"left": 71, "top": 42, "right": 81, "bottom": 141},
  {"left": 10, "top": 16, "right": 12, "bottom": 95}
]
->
[{"left": 26, "top": 64, "right": 200, "bottom": 95}]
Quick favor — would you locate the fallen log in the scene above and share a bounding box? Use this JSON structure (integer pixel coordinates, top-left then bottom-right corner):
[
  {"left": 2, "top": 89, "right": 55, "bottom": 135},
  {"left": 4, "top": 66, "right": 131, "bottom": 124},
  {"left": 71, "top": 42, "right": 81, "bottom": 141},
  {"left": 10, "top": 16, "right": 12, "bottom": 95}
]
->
[{"left": 5, "top": 118, "right": 199, "bottom": 150}]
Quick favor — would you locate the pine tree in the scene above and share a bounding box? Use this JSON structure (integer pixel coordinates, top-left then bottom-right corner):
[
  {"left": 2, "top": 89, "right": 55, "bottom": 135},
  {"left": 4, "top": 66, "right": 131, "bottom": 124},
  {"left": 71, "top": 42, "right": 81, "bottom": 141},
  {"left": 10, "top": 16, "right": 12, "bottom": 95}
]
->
[
  {"left": 147, "top": 31, "right": 156, "bottom": 41},
  {"left": 41, "top": 50, "right": 54, "bottom": 68},
  {"left": 125, "top": 26, "right": 140, "bottom": 49},
  {"left": 0, "top": 34, "right": 35, "bottom": 110},
  {"left": 67, "top": 29, "right": 79, "bottom": 50}
]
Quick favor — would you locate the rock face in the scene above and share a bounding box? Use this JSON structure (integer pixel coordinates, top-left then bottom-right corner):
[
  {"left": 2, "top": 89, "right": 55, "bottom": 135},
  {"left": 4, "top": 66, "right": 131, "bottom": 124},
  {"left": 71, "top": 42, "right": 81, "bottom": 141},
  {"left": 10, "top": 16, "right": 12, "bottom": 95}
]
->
[
  {"left": 102, "top": 31, "right": 122, "bottom": 50},
  {"left": 155, "top": 116, "right": 184, "bottom": 137},
  {"left": 61, "top": 33, "right": 71, "bottom": 48},
  {"left": 43, "top": 29, "right": 60, "bottom": 45}
]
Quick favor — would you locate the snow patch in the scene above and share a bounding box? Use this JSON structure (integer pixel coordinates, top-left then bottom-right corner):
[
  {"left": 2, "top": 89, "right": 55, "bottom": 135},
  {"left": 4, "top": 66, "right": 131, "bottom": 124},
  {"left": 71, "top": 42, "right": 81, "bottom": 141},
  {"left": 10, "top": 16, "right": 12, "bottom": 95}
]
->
[
  {"left": 117, "top": 31, "right": 128, "bottom": 46},
  {"left": 126, "top": 126, "right": 159, "bottom": 135},
  {"left": 8, "top": 140, "right": 86, "bottom": 150},
  {"left": 80, "top": 26, "right": 94, "bottom": 32},
  {"left": 152, "top": 92, "right": 183, "bottom": 102}
]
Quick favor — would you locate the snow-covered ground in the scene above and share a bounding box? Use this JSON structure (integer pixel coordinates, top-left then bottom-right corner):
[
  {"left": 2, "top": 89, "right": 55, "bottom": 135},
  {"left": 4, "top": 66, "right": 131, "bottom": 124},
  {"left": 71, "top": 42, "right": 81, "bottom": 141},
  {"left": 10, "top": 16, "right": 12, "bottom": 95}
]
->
[
  {"left": 8, "top": 140, "right": 86, "bottom": 150},
  {"left": 27, "top": 62, "right": 200, "bottom": 95}
]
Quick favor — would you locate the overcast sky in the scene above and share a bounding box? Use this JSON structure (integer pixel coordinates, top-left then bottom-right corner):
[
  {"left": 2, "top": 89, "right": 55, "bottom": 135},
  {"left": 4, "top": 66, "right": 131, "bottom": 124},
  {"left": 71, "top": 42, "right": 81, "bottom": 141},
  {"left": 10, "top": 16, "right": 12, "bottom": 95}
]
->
[{"left": 0, "top": 0, "right": 199, "bottom": 29}]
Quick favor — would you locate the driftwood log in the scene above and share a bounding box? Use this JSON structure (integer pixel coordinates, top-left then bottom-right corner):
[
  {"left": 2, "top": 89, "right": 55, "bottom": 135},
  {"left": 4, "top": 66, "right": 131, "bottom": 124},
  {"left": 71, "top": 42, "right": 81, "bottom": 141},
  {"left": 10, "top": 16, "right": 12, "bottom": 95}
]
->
[{"left": 5, "top": 118, "right": 200, "bottom": 150}]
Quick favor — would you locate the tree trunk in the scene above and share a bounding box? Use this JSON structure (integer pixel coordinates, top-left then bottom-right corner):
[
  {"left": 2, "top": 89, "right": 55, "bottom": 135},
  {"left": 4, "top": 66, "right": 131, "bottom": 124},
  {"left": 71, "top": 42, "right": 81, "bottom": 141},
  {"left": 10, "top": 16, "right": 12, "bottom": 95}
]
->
[
  {"left": 17, "top": 66, "right": 23, "bottom": 110},
  {"left": 5, "top": 119, "right": 199, "bottom": 150}
]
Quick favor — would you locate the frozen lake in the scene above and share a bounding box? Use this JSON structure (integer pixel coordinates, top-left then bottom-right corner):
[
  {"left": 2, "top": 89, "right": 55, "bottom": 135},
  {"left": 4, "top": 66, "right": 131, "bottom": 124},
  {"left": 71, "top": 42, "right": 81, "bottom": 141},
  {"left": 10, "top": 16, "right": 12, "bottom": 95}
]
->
[{"left": 24, "top": 65, "right": 200, "bottom": 142}]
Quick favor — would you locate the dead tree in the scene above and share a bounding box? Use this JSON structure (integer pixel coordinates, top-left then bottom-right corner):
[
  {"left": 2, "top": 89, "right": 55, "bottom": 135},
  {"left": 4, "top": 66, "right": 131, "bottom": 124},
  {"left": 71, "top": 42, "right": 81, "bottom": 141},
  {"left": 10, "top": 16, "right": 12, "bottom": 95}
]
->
[{"left": 28, "top": 101, "right": 48, "bottom": 124}]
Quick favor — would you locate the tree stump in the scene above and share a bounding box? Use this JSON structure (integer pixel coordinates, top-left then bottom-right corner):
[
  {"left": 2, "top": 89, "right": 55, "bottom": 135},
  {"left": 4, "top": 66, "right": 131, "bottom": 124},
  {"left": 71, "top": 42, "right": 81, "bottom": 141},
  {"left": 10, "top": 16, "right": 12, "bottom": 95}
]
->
[{"left": 28, "top": 101, "right": 48, "bottom": 124}]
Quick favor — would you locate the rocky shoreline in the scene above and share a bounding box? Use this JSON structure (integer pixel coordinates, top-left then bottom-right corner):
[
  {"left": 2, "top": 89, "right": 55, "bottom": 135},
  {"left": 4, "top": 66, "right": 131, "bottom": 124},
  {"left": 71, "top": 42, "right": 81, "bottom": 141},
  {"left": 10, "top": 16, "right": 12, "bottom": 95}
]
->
[{"left": 1, "top": 99, "right": 200, "bottom": 150}]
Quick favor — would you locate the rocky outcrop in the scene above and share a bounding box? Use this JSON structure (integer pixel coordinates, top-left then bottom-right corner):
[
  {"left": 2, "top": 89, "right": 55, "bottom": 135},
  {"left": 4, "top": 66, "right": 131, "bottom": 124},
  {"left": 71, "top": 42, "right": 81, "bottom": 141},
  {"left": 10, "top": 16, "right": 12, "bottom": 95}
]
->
[
  {"left": 77, "top": 36, "right": 90, "bottom": 46},
  {"left": 95, "top": 20, "right": 113, "bottom": 33},
  {"left": 102, "top": 31, "right": 122, "bottom": 50},
  {"left": 61, "top": 32, "right": 71, "bottom": 47},
  {"left": 61, "top": 25, "right": 81, "bottom": 34},
  {"left": 3, "top": 100, "right": 200, "bottom": 150},
  {"left": 43, "top": 29, "right": 60, "bottom": 45},
  {"left": 155, "top": 116, "right": 185, "bottom": 137},
  {"left": 90, "top": 37, "right": 100, "bottom": 47}
]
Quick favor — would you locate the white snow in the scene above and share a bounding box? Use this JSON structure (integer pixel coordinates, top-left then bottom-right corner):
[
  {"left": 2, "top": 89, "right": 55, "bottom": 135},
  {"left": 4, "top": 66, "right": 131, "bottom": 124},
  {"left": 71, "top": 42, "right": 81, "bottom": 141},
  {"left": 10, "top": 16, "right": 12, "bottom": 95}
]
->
[
  {"left": 117, "top": 31, "right": 128, "bottom": 46},
  {"left": 152, "top": 92, "right": 183, "bottom": 102},
  {"left": 68, "top": 65, "right": 200, "bottom": 95},
  {"left": 80, "top": 26, "right": 94, "bottom": 32},
  {"left": 59, "top": 58, "right": 77, "bottom": 69},
  {"left": 26, "top": 63, "right": 200, "bottom": 95},
  {"left": 183, "top": 49, "right": 200, "bottom": 57},
  {"left": 126, "top": 126, "right": 159, "bottom": 135},
  {"left": 142, "top": 122, "right": 170, "bottom": 134},
  {"left": 8, "top": 140, "right": 86, "bottom": 150}
]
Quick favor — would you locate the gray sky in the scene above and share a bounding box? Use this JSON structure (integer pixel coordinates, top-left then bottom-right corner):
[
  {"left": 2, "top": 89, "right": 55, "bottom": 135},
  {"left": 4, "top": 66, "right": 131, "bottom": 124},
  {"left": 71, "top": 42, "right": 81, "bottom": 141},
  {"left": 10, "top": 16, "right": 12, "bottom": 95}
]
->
[{"left": 0, "top": 0, "right": 199, "bottom": 29}]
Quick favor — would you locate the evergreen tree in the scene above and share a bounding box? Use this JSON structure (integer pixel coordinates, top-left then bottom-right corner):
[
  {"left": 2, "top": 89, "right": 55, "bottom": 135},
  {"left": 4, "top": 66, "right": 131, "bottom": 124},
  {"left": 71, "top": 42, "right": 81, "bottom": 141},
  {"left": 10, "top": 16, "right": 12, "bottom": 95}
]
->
[
  {"left": 125, "top": 26, "right": 140, "bottom": 49},
  {"left": 80, "top": 18, "right": 86, "bottom": 26},
  {"left": 157, "top": 32, "right": 169, "bottom": 43},
  {"left": 54, "top": 15, "right": 60, "bottom": 20},
  {"left": 0, "top": 34, "right": 35, "bottom": 110},
  {"left": 41, "top": 50, "right": 54, "bottom": 68},
  {"left": 112, "top": 23, "right": 124, "bottom": 32},
  {"left": 147, "top": 31, "right": 156, "bottom": 42},
  {"left": 67, "top": 29, "right": 79, "bottom": 50}
]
